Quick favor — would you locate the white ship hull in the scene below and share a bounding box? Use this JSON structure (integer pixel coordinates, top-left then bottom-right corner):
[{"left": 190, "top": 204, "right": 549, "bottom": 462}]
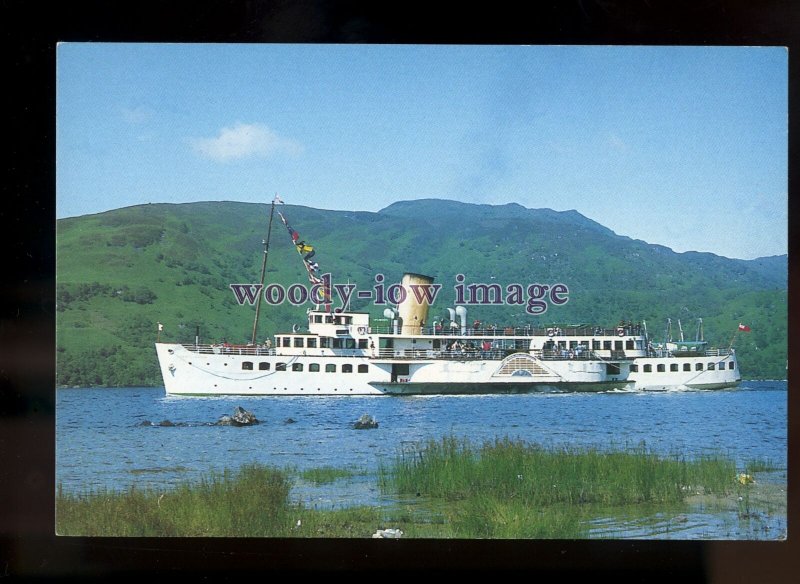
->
[
  {"left": 628, "top": 353, "right": 741, "bottom": 391},
  {"left": 156, "top": 337, "right": 740, "bottom": 396},
  {"left": 156, "top": 343, "right": 634, "bottom": 396}
]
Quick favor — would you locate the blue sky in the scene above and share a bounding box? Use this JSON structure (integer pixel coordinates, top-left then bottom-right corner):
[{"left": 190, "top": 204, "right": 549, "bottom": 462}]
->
[{"left": 57, "top": 44, "right": 787, "bottom": 260}]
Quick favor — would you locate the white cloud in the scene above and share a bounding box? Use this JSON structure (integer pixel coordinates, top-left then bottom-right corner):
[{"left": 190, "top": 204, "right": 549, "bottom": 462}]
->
[{"left": 191, "top": 123, "right": 302, "bottom": 162}]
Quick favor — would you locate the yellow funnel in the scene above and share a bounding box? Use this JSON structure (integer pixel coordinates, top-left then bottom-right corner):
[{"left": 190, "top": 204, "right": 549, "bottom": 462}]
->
[{"left": 397, "top": 272, "right": 434, "bottom": 335}]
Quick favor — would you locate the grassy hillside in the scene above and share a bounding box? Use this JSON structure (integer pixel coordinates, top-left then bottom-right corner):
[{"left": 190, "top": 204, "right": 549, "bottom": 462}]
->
[{"left": 55, "top": 200, "right": 787, "bottom": 386}]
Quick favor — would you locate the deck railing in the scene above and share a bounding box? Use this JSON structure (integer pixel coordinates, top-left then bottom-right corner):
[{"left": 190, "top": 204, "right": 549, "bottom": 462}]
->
[
  {"left": 178, "top": 342, "right": 729, "bottom": 360},
  {"left": 368, "top": 325, "right": 643, "bottom": 337},
  {"left": 369, "top": 347, "right": 603, "bottom": 362},
  {"left": 647, "top": 347, "right": 734, "bottom": 358},
  {"left": 181, "top": 344, "right": 276, "bottom": 356}
]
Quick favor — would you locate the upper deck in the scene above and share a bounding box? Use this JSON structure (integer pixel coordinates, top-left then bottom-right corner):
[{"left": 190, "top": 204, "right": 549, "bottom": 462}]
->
[{"left": 170, "top": 312, "right": 654, "bottom": 362}]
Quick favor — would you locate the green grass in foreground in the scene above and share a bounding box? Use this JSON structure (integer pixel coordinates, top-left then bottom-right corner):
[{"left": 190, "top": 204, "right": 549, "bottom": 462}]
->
[
  {"left": 378, "top": 437, "right": 738, "bottom": 538},
  {"left": 57, "top": 464, "right": 293, "bottom": 537},
  {"left": 57, "top": 440, "right": 755, "bottom": 538},
  {"left": 382, "top": 437, "right": 735, "bottom": 505},
  {"left": 57, "top": 464, "right": 383, "bottom": 537}
]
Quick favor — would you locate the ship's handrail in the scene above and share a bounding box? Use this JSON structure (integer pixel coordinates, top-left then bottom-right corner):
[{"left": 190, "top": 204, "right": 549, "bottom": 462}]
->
[
  {"left": 370, "top": 347, "right": 603, "bottom": 361},
  {"left": 373, "top": 348, "right": 506, "bottom": 360},
  {"left": 645, "top": 347, "right": 734, "bottom": 358},
  {"left": 369, "top": 325, "right": 644, "bottom": 337},
  {"left": 180, "top": 343, "right": 277, "bottom": 356},
  {"left": 703, "top": 348, "right": 733, "bottom": 357}
]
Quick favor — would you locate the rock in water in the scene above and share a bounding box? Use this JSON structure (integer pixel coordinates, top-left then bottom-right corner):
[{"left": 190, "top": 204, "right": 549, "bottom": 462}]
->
[
  {"left": 230, "top": 406, "right": 259, "bottom": 426},
  {"left": 216, "top": 407, "right": 259, "bottom": 426},
  {"left": 353, "top": 413, "right": 378, "bottom": 429}
]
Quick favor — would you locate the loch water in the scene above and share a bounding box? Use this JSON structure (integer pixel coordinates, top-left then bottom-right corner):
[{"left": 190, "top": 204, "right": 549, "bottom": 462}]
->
[{"left": 56, "top": 381, "right": 787, "bottom": 539}]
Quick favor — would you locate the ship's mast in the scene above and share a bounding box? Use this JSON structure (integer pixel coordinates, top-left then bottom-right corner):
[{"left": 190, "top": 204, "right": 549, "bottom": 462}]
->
[{"left": 250, "top": 198, "right": 278, "bottom": 345}]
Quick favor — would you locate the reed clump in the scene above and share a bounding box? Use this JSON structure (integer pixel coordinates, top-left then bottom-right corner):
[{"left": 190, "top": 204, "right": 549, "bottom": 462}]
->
[
  {"left": 57, "top": 464, "right": 384, "bottom": 537},
  {"left": 57, "top": 464, "right": 292, "bottom": 536},
  {"left": 382, "top": 436, "right": 737, "bottom": 507},
  {"left": 378, "top": 436, "right": 740, "bottom": 538}
]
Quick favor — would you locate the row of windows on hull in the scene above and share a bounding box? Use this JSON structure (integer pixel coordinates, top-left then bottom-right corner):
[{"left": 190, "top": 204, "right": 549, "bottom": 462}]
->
[
  {"left": 277, "top": 336, "right": 369, "bottom": 349},
  {"left": 556, "top": 339, "right": 639, "bottom": 350},
  {"left": 631, "top": 361, "right": 735, "bottom": 373},
  {"left": 240, "top": 361, "right": 369, "bottom": 373}
]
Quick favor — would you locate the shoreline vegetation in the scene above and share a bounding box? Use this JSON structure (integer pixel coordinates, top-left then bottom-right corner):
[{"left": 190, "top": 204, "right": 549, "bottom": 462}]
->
[{"left": 56, "top": 438, "right": 784, "bottom": 539}]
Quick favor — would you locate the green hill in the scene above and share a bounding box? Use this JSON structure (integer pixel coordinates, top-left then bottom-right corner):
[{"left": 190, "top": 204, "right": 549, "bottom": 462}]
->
[{"left": 55, "top": 199, "right": 787, "bottom": 386}]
